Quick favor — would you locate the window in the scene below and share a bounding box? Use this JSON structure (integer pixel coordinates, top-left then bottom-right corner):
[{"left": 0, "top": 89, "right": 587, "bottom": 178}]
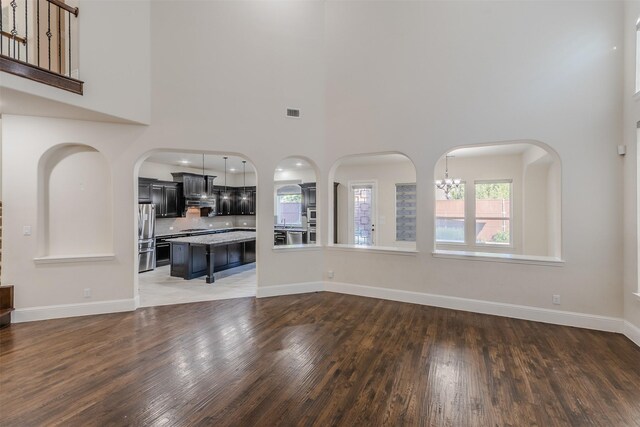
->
[
  {"left": 435, "top": 184, "right": 465, "bottom": 243},
  {"left": 475, "top": 181, "right": 512, "bottom": 245},
  {"left": 396, "top": 184, "right": 416, "bottom": 242},
  {"left": 275, "top": 185, "right": 302, "bottom": 225}
]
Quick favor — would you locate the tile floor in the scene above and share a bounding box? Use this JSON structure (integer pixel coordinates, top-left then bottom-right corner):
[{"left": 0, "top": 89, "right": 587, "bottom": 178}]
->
[{"left": 138, "top": 263, "right": 257, "bottom": 307}]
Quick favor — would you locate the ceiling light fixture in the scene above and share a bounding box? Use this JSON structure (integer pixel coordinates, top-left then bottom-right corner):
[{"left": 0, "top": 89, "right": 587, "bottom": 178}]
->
[
  {"left": 180, "top": 160, "right": 190, "bottom": 164},
  {"left": 200, "top": 154, "right": 208, "bottom": 199},
  {"left": 223, "top": 156, "right": 229, "bottom": 200},
  {"left": 295, "top": 162, "right": 303, "bottom": 167},
  {"left": 242, "top": 161, "right": 247, "bottom": 201},
  {"left": 435, "top": 155, "right": 461, "bottom": 200},
  {"left": 276, "top": 168, "right": 283, "bottom": 172}
]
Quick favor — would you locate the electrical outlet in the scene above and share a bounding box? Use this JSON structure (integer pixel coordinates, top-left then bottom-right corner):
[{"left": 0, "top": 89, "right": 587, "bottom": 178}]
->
[
  {"left": 169, "top": 226, "right": 174, "bottom": 230},
  {"left": 552, "top": 294, "right": 561, "bottom": 305},
  {"left": 23, "top": 226, "right": 32, "bottom": 236},
  {"left": 328, "top": 270, "right": 334, "bottom": 279},
  {"left": 84, "top": 288, "right": 92, "bottom": 298}
]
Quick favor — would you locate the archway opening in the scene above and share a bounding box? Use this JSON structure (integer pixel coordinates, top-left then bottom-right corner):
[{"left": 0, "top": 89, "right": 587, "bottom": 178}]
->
[
  {"left": 434, "top": 141, "right": 561, "bottom": 258},
  {"left": 329, "top": 153, "right": 417, "bottom": 250},
  {"left": 134, "top": 150, "right": 258, "bottom": 307}
]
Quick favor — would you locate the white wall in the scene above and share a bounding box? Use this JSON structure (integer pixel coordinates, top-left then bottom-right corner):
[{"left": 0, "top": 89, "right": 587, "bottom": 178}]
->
[
  {"left": 0, "top": 0, "right": 151, "bottom": 124},
  {"left": 2, "top": 116, "right": 145, "bottom": 310},
  {"left": 323, "top": 0, "right": 623, "bottom": 318},
  {"left": 623, "top": 0, "right": 640, "bottom": 333}
]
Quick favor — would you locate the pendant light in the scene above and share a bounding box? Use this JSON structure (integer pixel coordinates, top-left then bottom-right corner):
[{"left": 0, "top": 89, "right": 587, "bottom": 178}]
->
[
  {"left": 435, "top": 155, "right": 462, "bottom": 200},
  {"left": 223, "top": 156, "right": 229, "bottom": 200},
  {"left": 242, "top": 160, "right": 247, "bottom": 200},
  {"left": 200, "top": 153, "right": 208, "bottom": 199}
]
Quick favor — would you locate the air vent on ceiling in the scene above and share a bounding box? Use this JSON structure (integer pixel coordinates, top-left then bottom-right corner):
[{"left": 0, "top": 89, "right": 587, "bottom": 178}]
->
[{"left": 286, "top": 108, "right": 301, "bottom": 118}]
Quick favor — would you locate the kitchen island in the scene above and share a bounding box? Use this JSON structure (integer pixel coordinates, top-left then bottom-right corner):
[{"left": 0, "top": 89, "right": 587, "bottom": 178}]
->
[{"left": 167, "top": 231, "right": 256, "bottom": 283}]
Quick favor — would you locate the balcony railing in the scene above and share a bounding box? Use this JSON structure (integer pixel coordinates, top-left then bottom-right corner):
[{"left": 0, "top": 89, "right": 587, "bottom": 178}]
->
[{"left": 0, "top": 0, "right": 82, "bottom": 94}]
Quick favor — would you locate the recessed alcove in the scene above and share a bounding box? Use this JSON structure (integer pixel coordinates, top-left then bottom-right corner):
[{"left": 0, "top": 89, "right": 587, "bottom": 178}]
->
[{"left": 37, "top": 144, "right": 113, "bottom": 258}]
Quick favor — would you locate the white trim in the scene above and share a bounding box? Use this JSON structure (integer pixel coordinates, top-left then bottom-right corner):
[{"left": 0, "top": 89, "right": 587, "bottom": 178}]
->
[
  {"left": 328, "top": 244, "right": 417, "bottom": 256},
  {"left": 33, "top": 253, "right": 116, "bottom": 264},
  {"left": 256, "top": 282, "right": 324, "bottom": 298},
  {"left": 134, "top": 294, "right": 141, "bottom": 309},
  {"left": 324, "top": 281, "right": 622, "bottom": 333},
  {"left": 12, "top": 298, "right": 136, "bottom": 323},
  {"left": 633, "top": 292, "right": 640, "bottom": 302},
  {"left": 272, "top": 244, "right": 323, "bottom": 252},
  {"left": 623, "top": 321, "right": 640, "bottom": 348},
  {"left": 432, "top": 250, "right": 564, "bottom": 266}
]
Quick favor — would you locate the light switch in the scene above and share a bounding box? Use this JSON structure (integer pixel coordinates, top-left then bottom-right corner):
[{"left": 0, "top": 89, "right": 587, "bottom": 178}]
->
[{"left": 23, "top": 226, "right": 32, "bottom": 236}]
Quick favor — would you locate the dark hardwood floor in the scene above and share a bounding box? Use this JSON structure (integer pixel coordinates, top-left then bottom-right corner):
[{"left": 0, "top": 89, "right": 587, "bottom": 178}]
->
[{"left": 1, "top": 293, "right": 639, "bottom": 426}]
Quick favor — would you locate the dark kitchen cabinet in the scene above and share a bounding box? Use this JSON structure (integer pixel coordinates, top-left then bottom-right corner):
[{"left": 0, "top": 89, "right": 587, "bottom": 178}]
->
[
  {"left": 139, "top": 178, "right": 182, "bottom": 218},
  {"left": 235, "top": 186, "right": 256, "bottom": 215},
  {"left": 171, "top": 173, "right": 207, "bottom": 199},
  {"left": 214, "top": 186, "right": 235, "bottom": 216},
  {"left": 300, "top": 182, "right": 316, "bottom": 215},
  {"left": 139, "top": 181, "right": 152, "bottom": 203},
  {"left": 206, "top": 176, "right": 217, "bottom": 198},
  {"left": 164, "top": 185, "right": 179, "bottom": 217}
]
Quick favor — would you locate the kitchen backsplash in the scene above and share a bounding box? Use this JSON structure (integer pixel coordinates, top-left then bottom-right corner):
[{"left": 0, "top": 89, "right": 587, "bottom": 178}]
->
[{"left": 156, "top": 216, "right": 256, "bottom": 235}]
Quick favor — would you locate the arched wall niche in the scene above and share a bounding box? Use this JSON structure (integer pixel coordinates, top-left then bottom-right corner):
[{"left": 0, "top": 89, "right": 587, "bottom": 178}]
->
[
  {"left": 37, "top": 143, "right": 113, "bottom": 257},
  {"left": 433, "top": 140, "right": 562, "bottom": 258}
]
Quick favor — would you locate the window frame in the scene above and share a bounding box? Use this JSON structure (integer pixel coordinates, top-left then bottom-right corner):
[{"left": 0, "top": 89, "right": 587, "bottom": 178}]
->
[
  {"left": 473, "top": 179, "right": 514, "bottom": 248},
  {"left": 274, "top": 183, "right": 303, "bottom": 226},
  {"left": 434, "top": 182, "right": 466, "bottom": 245}
]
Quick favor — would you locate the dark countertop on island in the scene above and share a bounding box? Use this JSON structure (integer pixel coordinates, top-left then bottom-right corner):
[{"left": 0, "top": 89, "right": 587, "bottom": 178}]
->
[{"left": 166, "top": 231, "right": 256, "bottom": 247}]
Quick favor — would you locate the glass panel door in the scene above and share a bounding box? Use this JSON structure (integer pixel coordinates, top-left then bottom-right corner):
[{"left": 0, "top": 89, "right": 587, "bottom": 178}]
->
[{"left": 352, "top": 184, "right": 375, "bottom": 245}]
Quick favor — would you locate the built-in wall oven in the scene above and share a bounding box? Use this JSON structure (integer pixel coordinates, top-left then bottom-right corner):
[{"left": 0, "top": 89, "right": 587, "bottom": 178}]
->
[
  {"left": 307, "top": 226, "right": 317, "bottom": 244},
  {"left": 307, "top": 208, "right": 317, "bottom": 224}
]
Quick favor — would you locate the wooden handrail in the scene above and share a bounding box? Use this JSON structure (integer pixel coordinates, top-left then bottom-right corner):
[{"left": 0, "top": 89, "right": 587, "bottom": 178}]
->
[
  {"left": 45, "top": 0, "right": 79, "bottom": 17},
  {"left": 0, "top": 31, "right": 27, "bottom": 45}
]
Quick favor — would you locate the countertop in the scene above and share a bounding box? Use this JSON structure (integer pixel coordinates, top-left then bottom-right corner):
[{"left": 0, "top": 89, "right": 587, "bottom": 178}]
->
[
  {"left": 166, "top": 231, "right": 256, "bottom": 246},
  {"left": 157, "top": 227, "right": 256, "bottom": 238},
  {"left": 273, "top": 227, "right": 307, "bottom": 233}
]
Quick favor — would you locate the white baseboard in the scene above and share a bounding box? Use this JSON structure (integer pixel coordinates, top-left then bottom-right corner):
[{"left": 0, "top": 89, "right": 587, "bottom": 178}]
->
[
  {"left": 623, "top": 320, "right": 640, "bottom": 347},
  {"left": 256, "top": 282, "right": 324, "bottom": 298},
  {"left": 12, "top": 298, "right": 137, "bottom": 323},
  {"left": 324, "top": 281, "right": 624, "bottom": 333}
]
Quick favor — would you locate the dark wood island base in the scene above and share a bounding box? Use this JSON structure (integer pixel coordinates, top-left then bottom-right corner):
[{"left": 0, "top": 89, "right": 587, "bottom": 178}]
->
[{"left": 168, "top": 232, "right": 256, "bottom": 283}]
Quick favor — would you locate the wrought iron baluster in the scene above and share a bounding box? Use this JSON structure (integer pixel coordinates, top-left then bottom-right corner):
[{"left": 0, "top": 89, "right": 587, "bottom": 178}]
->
[
  {"left": 11, "top": 0, "right": 17, "bottom": 59},
  {"left": 67, "top": 10, "right": 71, "bottom": 77},
  {"left": 0, "top": 0, "right": 3, "bottom": 56},
  {"left": 37, "top": 0, "right": 40, "bottom": 66},
  {"left": 25, "top": 0, "right": 28, "bottom": 62},
  {"left": 46, "top": 0, "right": 51, "bottom": 70},
  {"left": 57, "top": 6, "right": 61, "bottom": 73}
]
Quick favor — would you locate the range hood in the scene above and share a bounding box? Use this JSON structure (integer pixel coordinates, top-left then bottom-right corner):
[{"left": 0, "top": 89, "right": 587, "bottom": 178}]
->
[{"left": 185, "top": 198, "right": 216, "bottom": 209}]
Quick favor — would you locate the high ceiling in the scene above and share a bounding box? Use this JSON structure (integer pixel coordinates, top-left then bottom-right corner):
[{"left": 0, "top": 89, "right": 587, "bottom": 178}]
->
[
  {"left": 145, "top": 152, "right": 255, "bottom": 174},
  {"left": 448, "top": 143, "right": 533, "bottom": 158}
]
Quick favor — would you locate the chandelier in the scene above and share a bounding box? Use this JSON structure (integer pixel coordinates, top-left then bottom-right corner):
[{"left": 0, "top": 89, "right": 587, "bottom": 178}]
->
[{"left": 435, "top": 155, "right": 461, "bottom": 200}]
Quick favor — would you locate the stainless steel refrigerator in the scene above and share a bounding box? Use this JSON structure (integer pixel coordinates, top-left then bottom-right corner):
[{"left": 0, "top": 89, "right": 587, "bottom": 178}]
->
[{"left": 138, "top": 203, "right": 156, "bottom": 273}]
